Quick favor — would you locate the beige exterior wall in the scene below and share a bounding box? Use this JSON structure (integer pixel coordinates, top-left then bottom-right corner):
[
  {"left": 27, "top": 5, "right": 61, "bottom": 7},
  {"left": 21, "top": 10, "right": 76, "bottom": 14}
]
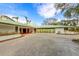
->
[
  {"left": 0, "top": 23, "right": 16, "bottom": 34},
  {"left": 36, "top": 28, "right": 55, "bottom": 33},
  {"left": 17, "top": 26, "right": 20, "bottom": 33},
  {"left": 55, "top": 28, "right": 64, "bottom": 34}
]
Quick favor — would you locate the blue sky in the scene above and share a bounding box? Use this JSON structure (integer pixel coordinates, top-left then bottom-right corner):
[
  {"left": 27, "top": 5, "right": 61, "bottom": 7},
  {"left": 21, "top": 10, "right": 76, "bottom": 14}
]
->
[{"left": 0, "top": 3, "right": 64, "bottom": 25}]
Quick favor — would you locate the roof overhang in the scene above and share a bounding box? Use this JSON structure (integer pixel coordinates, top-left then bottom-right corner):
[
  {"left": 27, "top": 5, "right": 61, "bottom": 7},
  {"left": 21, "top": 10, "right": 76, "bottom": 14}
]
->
[{"left": 35, "top": 25, "right": 79, "bottom": 29}]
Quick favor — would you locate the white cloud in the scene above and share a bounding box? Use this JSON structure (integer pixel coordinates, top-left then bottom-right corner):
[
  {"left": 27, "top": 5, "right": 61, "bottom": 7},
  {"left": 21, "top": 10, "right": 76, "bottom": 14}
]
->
[
  {"left": 37, "top": 4, "right": 59, "bottom": 18},
  {"left": 19, "top": 17, "right": 27, "bottom": 23}
]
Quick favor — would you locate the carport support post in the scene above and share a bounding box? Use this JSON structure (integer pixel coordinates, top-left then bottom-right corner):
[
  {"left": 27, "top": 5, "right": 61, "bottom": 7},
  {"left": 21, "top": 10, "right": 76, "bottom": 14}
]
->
[
  {"left": 32, "top": 28, "right": 35, "bottom": 33},
  {"left": 20, "top": 28, "right": 23, "bottom": 34}
]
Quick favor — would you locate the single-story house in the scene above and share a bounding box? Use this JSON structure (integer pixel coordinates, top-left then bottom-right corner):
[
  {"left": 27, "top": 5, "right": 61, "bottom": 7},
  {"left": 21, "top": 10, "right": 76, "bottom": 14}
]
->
[
  {"left": 0, "top": 15, "right": 79, "bottom": 36},
  {"left": 35, "top": 25, "right": 79, "bottom": 34},
  {"left": 0, "top": 15, "right": 35, "bottom": 36}
]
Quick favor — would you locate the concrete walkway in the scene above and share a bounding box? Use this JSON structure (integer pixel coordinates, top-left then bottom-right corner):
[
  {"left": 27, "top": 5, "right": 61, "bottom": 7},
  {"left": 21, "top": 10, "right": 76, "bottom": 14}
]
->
[{"left": 0, "top": 34, "right": 22, "bottom": 41}]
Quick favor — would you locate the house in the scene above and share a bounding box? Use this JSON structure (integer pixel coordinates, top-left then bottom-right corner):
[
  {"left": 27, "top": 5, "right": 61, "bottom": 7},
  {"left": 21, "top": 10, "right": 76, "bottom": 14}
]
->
[
  {"left": 0, "top": 15, "right": 79, "bottom": 36},
  {"left": 35, "top": 25, "right": 78, "bottom": 34},
  {"left": 0, "top": 15, "right": 35, "bottom": 36}
]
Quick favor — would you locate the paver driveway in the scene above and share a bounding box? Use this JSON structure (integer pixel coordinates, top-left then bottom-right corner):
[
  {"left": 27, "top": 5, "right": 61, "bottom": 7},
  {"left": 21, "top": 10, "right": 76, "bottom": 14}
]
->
[{"left": 0, "top": 33, "right": 79, "bottom": 56}]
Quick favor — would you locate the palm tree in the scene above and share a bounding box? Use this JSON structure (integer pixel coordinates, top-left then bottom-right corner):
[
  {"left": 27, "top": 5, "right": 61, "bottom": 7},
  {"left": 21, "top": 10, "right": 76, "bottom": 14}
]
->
[
  {"left": 12, "top": 17, "right": 19, "bottom": 22},
  {"left": 24, "top": 16, "right": 31, "bottom": 25}
]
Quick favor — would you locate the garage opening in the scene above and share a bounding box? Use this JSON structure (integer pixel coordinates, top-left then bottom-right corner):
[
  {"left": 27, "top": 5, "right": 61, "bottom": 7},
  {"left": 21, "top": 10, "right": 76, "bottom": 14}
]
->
[{"left": 23, "top": 28, "right": 26, "bottom": 34}]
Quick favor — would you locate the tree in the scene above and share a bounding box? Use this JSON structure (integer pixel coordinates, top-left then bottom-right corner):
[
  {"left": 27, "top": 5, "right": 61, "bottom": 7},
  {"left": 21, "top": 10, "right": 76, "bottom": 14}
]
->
[
  {"left": 12, "top": 17, "right": 19, "bottom": 22},
  {"left": 24, "top": 16, "right": 31, "bottom": 24},
  {"left": 55, "top": 3, "right": 79, "bottom": 17},
  {"left": 55, "top": 3, "right": 72, "bottom": 13},
  {"left": 55, "top": 3, "right": 79, "bottom": 26},
  {"left": 42, "top": 18, "right": 58, "bottom": 25}
]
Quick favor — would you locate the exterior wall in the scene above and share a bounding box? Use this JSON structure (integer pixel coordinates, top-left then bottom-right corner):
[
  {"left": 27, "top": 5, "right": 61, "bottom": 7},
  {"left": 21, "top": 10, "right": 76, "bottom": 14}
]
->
[
  {"left": 55, "top": 28, "right": 64, "bottom": 34},
  {"left": 35, "top": 28, "right": 64, "bottom": 33},
  {"left": 17, "top": 26, "right": 20, "bottom": 33},
  {"left": 28, "top": 28, "right": 34, "bottom": 33},
  {"left": 36, "top": 28, "right": 55, "bottom": 33},
  {"left": 0, "top": 23, "right": 16, "bottom": 35}
]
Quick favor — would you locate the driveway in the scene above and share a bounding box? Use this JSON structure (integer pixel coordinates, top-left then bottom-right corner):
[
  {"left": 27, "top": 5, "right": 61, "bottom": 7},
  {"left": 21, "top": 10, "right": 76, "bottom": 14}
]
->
[{"left": 0, "top": 33, "right": 79, "bottom": 56}]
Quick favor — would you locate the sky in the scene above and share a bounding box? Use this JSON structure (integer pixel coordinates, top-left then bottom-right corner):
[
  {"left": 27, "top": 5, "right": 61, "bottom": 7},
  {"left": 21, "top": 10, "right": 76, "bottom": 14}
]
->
[{"left": 0, "top": 3, "right": 64, "bottom": 25}]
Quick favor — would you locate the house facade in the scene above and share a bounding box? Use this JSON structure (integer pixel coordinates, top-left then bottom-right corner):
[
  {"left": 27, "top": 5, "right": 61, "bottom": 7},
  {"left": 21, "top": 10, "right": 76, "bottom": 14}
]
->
[
  {"left": 35, "top": 25, "right": 79, "bottom": 34},
  {"left": 0, "top": 15, "right": 79, "bottom": 36},
  {"left": 35, "top": 25, "right": 64, "bottom": 33},
  {"left": 0, "top": 15, "right": 35, "bottom": 36}
]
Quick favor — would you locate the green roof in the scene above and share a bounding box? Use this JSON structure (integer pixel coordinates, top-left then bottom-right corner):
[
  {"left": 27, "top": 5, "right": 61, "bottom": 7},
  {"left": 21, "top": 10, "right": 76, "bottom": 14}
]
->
[
  {"left": 1, "top": 15, "right": 78, "bottom": 28},
  {"left": 0, "top": 15, "right": 29, "bottom": 27},
  {"left": 0, "top": 15, "right": 38, "bottom": 27},
  {"left": 35, "top": 25, "right": 79, "bottom": 28},
  {"left": 22, "top": 21, "right": 38, "bottom": 28}
]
